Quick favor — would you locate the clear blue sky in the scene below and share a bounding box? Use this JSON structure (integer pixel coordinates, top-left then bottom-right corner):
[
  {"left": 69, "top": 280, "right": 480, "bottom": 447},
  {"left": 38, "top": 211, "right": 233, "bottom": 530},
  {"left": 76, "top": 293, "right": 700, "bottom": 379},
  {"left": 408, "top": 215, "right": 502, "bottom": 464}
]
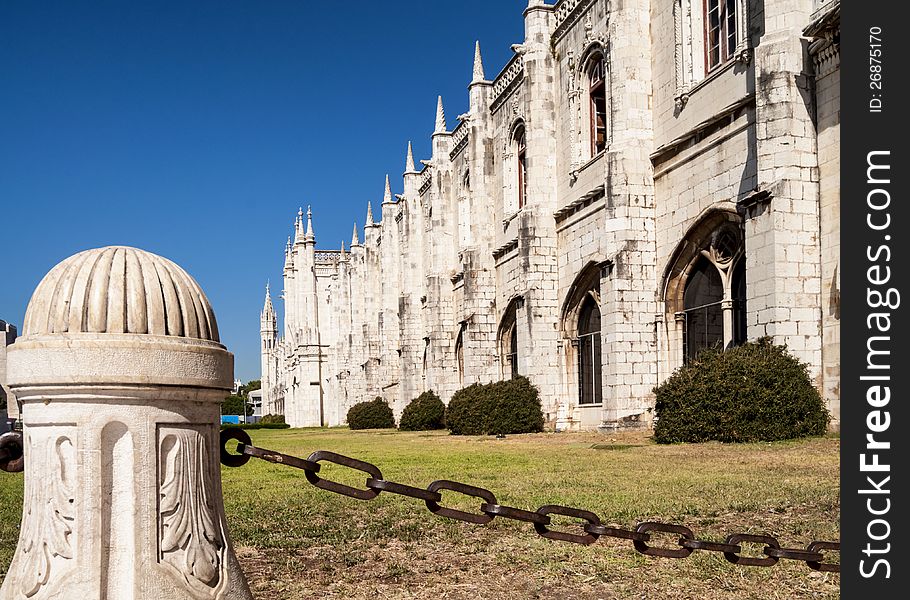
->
[{"left": 0, "top": 1, "right": 525, "bottom": 381}]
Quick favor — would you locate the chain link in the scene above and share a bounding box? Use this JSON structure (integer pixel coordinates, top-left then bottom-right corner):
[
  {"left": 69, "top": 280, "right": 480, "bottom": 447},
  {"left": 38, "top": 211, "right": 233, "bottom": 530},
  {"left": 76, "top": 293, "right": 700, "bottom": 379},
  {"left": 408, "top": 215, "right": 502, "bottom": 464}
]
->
[
  {"left": 0, "top": 432, "right": 24, "bottom": 473},
  {"left": 218, "top": 431, "right": 840, "bottom": 573}
]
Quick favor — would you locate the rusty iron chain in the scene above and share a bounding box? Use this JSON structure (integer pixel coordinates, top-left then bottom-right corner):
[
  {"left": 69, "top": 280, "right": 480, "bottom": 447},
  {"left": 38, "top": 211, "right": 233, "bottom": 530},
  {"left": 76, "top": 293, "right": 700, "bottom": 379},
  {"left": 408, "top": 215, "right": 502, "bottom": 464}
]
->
[
  {"left": 0, "top": 432, "right": 24, "bottom": 473},
  {"left": 218, "top": 429, "right": 840, "bottom": 573}
]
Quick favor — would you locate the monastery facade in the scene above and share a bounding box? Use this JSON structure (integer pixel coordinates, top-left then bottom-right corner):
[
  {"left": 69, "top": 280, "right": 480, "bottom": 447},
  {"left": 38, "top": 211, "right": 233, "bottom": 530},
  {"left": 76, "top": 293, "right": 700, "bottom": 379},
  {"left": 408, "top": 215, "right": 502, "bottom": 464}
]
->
[{"left": 260, "top": 0, "right": 841, "bottom": 431}]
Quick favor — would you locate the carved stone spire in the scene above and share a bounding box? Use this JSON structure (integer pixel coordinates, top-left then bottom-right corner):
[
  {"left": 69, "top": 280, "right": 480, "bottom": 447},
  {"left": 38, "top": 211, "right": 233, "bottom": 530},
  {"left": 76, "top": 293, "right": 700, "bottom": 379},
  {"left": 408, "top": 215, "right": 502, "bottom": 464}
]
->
[
  {"left": 383, "top": 175, "right": 392, "bottom": 204},
  {"left": 339, "top": 240, "right": 346, "bottom": 259},
  {"left": 294, "top": 207, "right": 305, "bottom": 243},
  {"left": 262, "top": 282, "right": 275, "bottom": 321},
  {"left": 366, "top": 201, "right": 374, "bottom": 226},
  {"left": 405, "top": 141, "right": 416, "bottom": 173},
  {"left": 434, "top": 95, "right": 447, "bottom": 133},
  {"left": 351, "top": 222, "right": 360, "bottom": 246},
  {"left": 284, "top": 236, "right": 292, "bottom": 266},
  {"left": 472, "top": 40, "right": 485, "bottom": 83},
  {"left": 305, "top": 205, "right": 315, "bottom": 241}
]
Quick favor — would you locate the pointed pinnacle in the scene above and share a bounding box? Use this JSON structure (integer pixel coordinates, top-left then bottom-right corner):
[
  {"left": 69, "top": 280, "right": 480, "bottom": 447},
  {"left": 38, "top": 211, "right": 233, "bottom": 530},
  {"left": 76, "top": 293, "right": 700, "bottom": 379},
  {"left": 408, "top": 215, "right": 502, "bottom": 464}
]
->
[
  {"left": 405, "top": 141, "right": 416, "bottom": 172},
  {"left": 472, "top": 41, "right": 485, "bottom": 83},
  {"left": 434, "top": 95, "right": 446, "bottom": 133},
  {"left": 366, "top": 201, "right": 374, "bottom": 226},
  {"left": 383, "top": 175, "right": 392, "bottom": 203},
  {"left": 305, "top": 205, "right": 314, "bottom": 239},
  {"left": 352, "top": 222, "right": 360, "bottom": 246},
  {"left": 263, "top": 281, "right": 275, "bottom": 314}
]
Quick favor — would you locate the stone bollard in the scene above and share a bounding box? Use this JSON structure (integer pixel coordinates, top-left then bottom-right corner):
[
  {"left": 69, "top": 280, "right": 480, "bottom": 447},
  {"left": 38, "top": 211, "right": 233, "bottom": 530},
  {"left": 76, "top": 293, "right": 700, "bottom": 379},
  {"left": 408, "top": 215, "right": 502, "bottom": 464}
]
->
[{"left": 2, "top": 246, "right": 253, "bottom": 600}]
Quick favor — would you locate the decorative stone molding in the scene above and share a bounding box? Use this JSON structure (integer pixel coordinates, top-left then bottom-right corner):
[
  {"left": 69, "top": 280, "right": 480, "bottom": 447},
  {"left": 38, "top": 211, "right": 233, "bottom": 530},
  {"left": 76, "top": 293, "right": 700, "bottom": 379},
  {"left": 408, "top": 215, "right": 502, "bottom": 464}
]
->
[
  {"left": 492, "top": 238, "right": 519, "bottom": 261},
  {"left": 314, "top": 250, "right": 341, "bottom": 264},
  {"left": 17, "top": 429, "right": 76, "bottom": 598},
  {"left": 449, "top": 120, "right": 470, "bottom": 160},
  {"left": 804, "top": 1, "right": 840, "bottom": 78},
  {"left": 552, "top": 0, "right": 597, "bottom": 43},
  {"left": 554, "top": 184, "right": 605, "bottom": 224},
  {"left": 418, "top": 169, "right": 433, "bottom": 196},
  {"left": 159, "top": 426, "right": 226, "bottom": 594},
  {"left": 490, "top": 55, "right": 525, "bottom": 114},
  {"left": 650, "top": 95, "right": 753, "bottom": 168}
]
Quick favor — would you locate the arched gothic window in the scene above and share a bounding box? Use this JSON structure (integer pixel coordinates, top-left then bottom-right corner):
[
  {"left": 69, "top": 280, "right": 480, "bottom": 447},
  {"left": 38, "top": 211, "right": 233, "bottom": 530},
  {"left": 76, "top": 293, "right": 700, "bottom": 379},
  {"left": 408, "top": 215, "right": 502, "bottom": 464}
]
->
[
  {"left": 514, "top": 125, "right": 528, "bottom": 209},
  {"left": 458, "top": 170, "right": 472, "bottom": 247},
  {"left": 455, "top": 327, "right": 465, "bottom": 387},
  {"left": 587, "top": 53, "right": 607, "bottom": 156},
  {"left": 499, "top": 301, "right": 520, "bottom": 378},
  {"left": 681, "top": 226, "right": 746, "bottom": 361},
  {"left": 508, "top": 325, "right": 518, "bottom": 378},
  {"left": 577, "top": 294, "right": 602, "bottom": 404}
]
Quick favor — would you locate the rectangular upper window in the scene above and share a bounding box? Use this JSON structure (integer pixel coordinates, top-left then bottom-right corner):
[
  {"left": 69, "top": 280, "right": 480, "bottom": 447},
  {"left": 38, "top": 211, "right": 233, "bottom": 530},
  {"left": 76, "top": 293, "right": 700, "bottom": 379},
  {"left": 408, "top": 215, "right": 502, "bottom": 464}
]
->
[{"left": 704, "top": 0, "right": 737, "bottom": 72}]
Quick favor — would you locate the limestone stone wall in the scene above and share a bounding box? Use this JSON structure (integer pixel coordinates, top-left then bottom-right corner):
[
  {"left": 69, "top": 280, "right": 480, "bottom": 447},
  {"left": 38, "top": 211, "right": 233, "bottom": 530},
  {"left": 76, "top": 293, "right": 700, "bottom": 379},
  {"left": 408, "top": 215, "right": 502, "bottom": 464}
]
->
[
  {"left": 807, "top": 2, "right": 840, "bottom": 426},
  {"left": 260, "top": 0, "right": 840, "bottom": 430}
]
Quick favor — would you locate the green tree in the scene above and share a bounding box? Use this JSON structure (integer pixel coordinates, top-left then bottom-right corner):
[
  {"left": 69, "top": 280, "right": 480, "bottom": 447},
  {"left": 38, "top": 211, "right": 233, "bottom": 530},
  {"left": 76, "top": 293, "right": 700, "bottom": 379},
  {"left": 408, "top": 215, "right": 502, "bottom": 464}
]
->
[
  {"left": 241, "top": 380, "right": 261, "bottom": 396},
  {"left": 221, "top": 394, "right": 252, "bottom": 416}
]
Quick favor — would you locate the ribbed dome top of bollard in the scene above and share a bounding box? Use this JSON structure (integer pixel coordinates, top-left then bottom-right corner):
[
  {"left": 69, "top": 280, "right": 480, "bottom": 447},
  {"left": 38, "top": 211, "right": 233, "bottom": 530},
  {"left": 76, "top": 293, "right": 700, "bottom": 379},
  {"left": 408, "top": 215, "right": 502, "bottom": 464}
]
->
[{"left": 22, "top": 246, "right": 220, "bottom": 341}]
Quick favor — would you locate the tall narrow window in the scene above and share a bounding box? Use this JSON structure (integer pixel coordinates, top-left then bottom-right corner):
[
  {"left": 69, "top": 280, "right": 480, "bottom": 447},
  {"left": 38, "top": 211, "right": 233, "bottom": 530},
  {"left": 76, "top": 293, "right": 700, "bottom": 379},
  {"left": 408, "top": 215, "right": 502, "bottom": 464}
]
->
[
  {"left": 515, "top": 125, "right": 528, "bottom": 209},
  {"left": 588, "top": 54, "right": 607, "bottom": 156},
  {"left": 577, "top": 295, "right": 602, "bottom": 404},
  {"left": 508, "top": 325, "right": 519, "bottom": 378},
  {"left": 500, "top": 303, "right": 520, "bottom": 379},
  {"left": 705, "top": 0, "right": 737, "bottom": 72},
  {"left": 455, "top": 328, "right": 465, "bottom": 387}
]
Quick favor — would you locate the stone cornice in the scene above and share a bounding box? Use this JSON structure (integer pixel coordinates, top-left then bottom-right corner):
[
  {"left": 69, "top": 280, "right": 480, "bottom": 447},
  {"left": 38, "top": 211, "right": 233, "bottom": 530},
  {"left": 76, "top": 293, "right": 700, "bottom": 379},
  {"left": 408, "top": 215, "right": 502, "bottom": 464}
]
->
[
  {"left": 552, "top": 0, "right": 598, "bottom": 44},
  {"left": 554, "top": 184, "right": 605, "bottom": 224},
  {"left": 418, "top": 168, "right": 433, "bottom": 195},
  {"left": 492, "top": 237, "right": 519, "bottom": 261},
  {"left": 490, "top": 54, "right": 525, "bottom": 114},
  {"left": 650, "top": 94, "right": 754, "bottom": 167},
  {"left": 449, "top": 120, "right": 470, "bottom": 160},
  {"left": 804, "top": 1, "right": 840, "bottom": 78}
]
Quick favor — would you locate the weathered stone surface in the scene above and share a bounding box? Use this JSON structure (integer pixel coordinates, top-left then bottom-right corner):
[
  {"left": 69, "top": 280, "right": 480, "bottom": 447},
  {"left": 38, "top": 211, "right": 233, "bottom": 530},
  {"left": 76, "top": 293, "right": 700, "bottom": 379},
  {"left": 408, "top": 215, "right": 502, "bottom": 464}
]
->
[{"left": 3, "top": 246, "right": 252, "bottom": 600}]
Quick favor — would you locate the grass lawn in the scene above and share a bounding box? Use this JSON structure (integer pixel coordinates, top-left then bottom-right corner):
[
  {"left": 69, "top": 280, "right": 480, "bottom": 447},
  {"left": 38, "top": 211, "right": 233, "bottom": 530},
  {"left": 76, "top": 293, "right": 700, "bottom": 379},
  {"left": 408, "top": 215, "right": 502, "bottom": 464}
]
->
[{"left": 1, "top": 428, "right": 839, "bottom": 599}]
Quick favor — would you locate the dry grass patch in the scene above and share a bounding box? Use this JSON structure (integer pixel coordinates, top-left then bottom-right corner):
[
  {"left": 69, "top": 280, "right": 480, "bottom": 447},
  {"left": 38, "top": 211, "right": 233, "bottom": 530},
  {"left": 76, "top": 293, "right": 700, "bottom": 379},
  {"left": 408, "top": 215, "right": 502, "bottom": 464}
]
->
[{"left": 1, "top": 428, "right": 839, "bottom": 598}]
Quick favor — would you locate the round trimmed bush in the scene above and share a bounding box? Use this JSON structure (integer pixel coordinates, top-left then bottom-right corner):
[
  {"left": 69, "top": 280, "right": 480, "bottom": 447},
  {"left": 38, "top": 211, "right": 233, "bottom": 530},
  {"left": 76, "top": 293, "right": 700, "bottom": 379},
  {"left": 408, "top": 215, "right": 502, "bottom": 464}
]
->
[
  {"left": 446, "top": 376, "right": 544, "bottom": 436},
  {"left": 347, "top": 397, "right": 395, "bottom": 430},
  {"left": 259, "top": 413, "right": 286, "bottom": 425},
  {"left": 653, "top": 338, "right": 829, "bottom": 443},
  {"left": 399, "top": 390, "right": 446, "bottom": 431}
]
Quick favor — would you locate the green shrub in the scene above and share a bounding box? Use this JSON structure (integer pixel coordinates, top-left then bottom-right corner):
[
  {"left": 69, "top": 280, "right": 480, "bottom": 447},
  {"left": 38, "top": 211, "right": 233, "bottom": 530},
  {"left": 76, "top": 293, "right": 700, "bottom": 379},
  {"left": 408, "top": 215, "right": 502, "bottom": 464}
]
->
[
  {"left": 653, "top": 338, "right": 830, "bottom": 443},
  {"left": 399, "top": 390, "right": 446, "bottom": 431},
  {"left": 347, "top": 397, "right": 396, "bottom": 430},
  {"left": 446, "top": 376, "right": 544, "bottom": 436},
  {"left": 259, "top": 414, "right": 286, "bottom": 425},
  {"left": 220, "top": 422, "right": 290, "bottom": 430}
]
